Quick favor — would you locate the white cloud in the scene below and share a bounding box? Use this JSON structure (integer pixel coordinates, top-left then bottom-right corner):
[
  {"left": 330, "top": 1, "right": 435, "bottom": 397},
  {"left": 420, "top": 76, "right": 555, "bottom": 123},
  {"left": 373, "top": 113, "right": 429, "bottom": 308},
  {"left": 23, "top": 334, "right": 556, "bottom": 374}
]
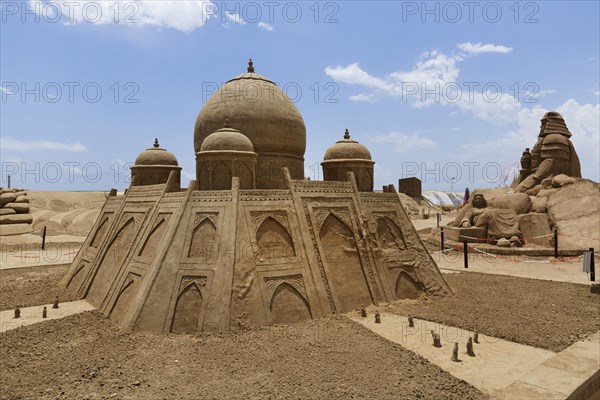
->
[
  {"left": 258, "top": 22, "right": 273, "bottom": 31},
  {"left": 370, "top": 132, "right": 437, "bottom": 153},
  {"left": 526, "top": 89, "right": 557, "bottom": 99},
  {"left": 325, "top": 63, "right": 391, "bottom": 93},
  {"left": 225, "top": 11, "right": 245, "bottom": 25},
  {"left": 0, "top": 137, "right": 88, "bottom": 152},
  {"left": 457, "top": 42, "right": 513, "bottom": 54},
  {"left": 29, "top": 0, "right": 215, "bottom": 32},
  {"left": 455, "top": 89, "right": 522, "bottom": 124},
  {"left": 325, "top": 47, "right": 520, "bottom": 122},
  {"left": 0, "top": 86, "right": 15, "bottom": 94},
  {"left": 349, "top": 93, "right": 376, "bottom": 103},
  {"left": 390, "top": 50, "right": 461, "bottom": 87}
]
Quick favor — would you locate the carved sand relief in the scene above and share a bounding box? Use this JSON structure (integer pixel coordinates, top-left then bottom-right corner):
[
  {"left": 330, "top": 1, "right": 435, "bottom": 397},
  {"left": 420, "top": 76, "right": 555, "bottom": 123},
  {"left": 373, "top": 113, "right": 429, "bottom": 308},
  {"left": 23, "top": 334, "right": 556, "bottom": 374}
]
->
[
  {"left": 263, "top": 275, "right": 311, "bottom": 324},
  {"left": 62, "top": 62, "right": 452, "bottom": 333},
  {"left": 109, "top": 271, "right": 142, "bottom": 322},
  {"left": 237, "top": 162, "right": 254, "bottom": 189},
  {"left": 66, "top": 261, "right": 88, "bottom": 290},
  {"left": 251, "top": 211, "right": 296, "bottom": 262},
  {"left": 211, "top": 162, "right": 233, "bottom": 190},
  {"left": 171, "top": 276, "right": 208, "bottom": 334},
  {"left": 137, "top": 216, "right": 168, "bottom": 260},
  {"left": 86, "top": 216, "right": 137, "bottom": 307},
  {"left": 188, "top": 212, "right": 219, "bottom": 263},
  {"left": 394, "top": 271, "right": 423, "bottom": 300},
  {"left": 318, "top": 213, "right": 373, "bottom": 312},
  {"left": 376, "top": 215, "right": 407, "bottom": 253},
  {"left": 90, "top": 214, "right": 111, "bottom": 248}
]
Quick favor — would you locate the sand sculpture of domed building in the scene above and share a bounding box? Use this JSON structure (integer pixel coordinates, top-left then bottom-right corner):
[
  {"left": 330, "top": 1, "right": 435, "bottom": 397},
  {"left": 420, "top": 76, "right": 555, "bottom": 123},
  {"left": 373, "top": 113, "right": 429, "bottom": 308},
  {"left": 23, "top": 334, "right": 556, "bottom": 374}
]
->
[{"left": 62, "top": 60, "right": 451, "bottom": 334}]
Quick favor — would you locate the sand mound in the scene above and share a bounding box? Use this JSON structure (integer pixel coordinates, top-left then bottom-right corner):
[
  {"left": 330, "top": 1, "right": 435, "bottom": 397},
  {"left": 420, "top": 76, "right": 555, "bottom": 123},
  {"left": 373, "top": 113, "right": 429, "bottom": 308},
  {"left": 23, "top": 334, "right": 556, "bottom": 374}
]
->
[{"left": 26, "top": 191, "right": 108, "bottom": 237}]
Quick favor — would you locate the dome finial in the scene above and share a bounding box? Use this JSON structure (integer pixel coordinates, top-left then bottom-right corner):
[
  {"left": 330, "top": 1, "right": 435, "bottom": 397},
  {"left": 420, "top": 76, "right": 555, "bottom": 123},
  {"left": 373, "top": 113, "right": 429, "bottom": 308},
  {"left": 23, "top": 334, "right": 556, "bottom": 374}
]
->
[
  {"left": 247, "top": 58, "right": 254, "bottom": 73},
  {"left": 153, "top": 138, "right": 160, "bottom": 148},
  {"left": 344, "top": 129, "right": 350, "bottom": 140},
  {"left": 224, "top": 117, "right": 231, "bottom": 128}
]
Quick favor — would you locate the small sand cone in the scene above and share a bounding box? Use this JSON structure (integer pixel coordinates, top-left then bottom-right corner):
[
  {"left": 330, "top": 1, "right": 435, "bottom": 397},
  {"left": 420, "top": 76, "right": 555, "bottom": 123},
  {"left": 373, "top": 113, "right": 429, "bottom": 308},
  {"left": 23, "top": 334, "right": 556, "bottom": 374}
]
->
[
  {"left": 451, "top": 343, "right": 461, "bottom": 362},
  {"left": 466, "top": 337, "right": 475, "bottom": 357}
]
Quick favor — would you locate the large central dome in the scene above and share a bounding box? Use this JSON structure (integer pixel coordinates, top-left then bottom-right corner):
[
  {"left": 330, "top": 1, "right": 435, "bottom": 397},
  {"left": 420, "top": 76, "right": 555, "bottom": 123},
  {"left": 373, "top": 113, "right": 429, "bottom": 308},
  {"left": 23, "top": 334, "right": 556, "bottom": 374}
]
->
[{"left": 194, "top": 60, "right": 306, "bottom": 189}]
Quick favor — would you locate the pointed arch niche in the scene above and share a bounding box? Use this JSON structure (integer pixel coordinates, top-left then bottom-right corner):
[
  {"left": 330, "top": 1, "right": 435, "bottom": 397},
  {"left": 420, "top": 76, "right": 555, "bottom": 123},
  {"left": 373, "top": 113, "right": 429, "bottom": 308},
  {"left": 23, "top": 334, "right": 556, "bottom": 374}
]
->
[{"left": 318, "top": 213, "right": 372, "bottom": 311}]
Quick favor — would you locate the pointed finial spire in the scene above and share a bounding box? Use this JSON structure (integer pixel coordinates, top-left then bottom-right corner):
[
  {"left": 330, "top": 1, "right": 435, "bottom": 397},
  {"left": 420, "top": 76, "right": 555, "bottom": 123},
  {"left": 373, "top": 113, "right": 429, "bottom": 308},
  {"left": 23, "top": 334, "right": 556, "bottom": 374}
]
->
[
  {"left": 344, "top": 129, "right": 350, "bottom": 140},
  {"left": 247, "top": 58, "right": 254, "bottom": 73},
  {"left": 224, "top": 117, "right": 231, "bottom": 128},
  {"left": 153, "top": 138, "right": 159, "bottom": 148}
]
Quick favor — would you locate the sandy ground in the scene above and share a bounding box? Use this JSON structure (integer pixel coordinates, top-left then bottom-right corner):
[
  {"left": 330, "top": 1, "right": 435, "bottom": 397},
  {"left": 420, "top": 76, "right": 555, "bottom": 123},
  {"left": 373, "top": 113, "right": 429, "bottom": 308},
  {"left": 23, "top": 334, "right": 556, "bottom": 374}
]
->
[
  {"left": 431, "top": 251, "right": 596, "bottom": 285},
  {"left": 410, "top": 213, "right": 456, "bottom": 232},
  {"left": 2, "top": 265, "right": 598, "bottom": 352},
  {"left": 0, "top": 264, "right": 78, "bottom": 310},
  {"left": 1, "top": 300, "right": 94, "bottom": 333},
  {"left": 388, "top": 272, "right": 600, "bottom": 353},
  {"left": 349, "top": 312, "right": 555, "bottom": 397},
  {"left": 0, "top": 313, "right": 487, "bottom": 400}
]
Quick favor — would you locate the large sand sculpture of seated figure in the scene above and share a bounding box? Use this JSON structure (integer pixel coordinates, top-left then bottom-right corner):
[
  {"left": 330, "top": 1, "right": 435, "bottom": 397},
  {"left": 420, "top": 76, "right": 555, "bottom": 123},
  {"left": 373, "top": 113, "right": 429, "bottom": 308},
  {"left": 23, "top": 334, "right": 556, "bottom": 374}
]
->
[
  {"left": 450, "top": 193, "right": 523, "bottom": 246},
  {"left": 516, "top": 111, "right": 581, "bottom": 193}
]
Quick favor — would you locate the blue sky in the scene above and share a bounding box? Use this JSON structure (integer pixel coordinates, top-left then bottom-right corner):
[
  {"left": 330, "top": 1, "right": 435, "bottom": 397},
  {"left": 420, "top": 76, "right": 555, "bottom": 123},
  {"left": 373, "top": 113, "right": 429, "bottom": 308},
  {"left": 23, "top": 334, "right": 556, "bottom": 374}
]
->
[{"left": 1, "top": 0, "right": 599, "bottom": 191}]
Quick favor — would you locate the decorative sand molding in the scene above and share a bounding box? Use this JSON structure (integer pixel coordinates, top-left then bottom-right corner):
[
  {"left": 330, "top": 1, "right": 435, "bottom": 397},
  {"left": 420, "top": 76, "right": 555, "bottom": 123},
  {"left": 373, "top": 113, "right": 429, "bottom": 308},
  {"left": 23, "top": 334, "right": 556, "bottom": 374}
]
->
[
  {"left": 62, "top": 173, "right": 451, "bottom": 334},
  {"left": 61, "top": 60, "right": 451, "bottom": 334}
]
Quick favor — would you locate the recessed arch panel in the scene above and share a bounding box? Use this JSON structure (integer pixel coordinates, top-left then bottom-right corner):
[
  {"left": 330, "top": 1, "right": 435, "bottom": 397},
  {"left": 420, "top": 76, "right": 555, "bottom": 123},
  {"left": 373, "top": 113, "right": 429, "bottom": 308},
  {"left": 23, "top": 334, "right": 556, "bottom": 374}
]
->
[
  {"left": 171, "top": 283, "right": 203, "bottom": 334},
  {"left": 269, "top": 283, "right": 311, "bottom": 324},
  {"left": 319, "top": 214, "right": 372, "bottom": 311},
  {"left": 256, "top": 217, "right": 295, "bottom": 260}
]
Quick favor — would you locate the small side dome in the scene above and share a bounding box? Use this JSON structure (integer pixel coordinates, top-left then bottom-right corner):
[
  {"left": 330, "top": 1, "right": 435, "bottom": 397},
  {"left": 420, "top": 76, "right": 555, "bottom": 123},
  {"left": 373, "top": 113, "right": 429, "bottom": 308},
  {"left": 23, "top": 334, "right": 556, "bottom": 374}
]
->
[
  {"left": 135, "top": 139, "right": 179, "bottom": 166},
  {"left": 200, "top": 119, "right": 254, "bottom": 153},
  {"left": 323, "top": 129, "right": 372, "bottom": 161}
]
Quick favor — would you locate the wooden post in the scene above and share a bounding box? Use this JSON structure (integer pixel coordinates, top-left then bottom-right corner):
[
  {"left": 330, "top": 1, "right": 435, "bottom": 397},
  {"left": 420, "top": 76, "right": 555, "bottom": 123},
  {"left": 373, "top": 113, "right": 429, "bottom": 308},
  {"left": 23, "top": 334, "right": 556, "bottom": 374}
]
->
[
  {"left": 591, "top": 248, "right": 596, "bottom": 282},
  {"left": 554, "top": 229, "right": 558, "bottom": 259},
  {"left": 440, "top": 227, "right": 445, "bottom": 251},
  {"left": 41, "top": 226, "right": 47, "bottom": 250},
  {"left": 463, "top": 241, "right": 468, "bottom": 269}
]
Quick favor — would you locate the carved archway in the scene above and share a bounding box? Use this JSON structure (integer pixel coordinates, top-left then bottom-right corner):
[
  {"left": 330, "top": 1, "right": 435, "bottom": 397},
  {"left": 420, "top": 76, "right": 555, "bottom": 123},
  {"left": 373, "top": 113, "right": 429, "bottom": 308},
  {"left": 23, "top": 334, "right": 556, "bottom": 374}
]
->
[
  {"left": 66, "top": 261, "right": 87, "bottom": 290},
  {"left": 395, "top": 272, "right": 422, "bottom": 299},
  {"left": 138, "top": 218, "right": 166, "bottom": 259},
  {"left": 237, "top": 162, "right": 254, "bottom": 189},
  {"left": 171, "top": 283, "right": 203, "bottom": 334},
  {"left": 319, "top": 214, "right": 372, "bottom": 311},
  {"left": 109, "top": 273, "right": 140, "bottom": 322},
  {"left": 377, "top": 216, "right": 407, "bottom": 251},
  {"left": 256, "top": 217, "right": 295, "bottom": 260},
  {"left": 269, "top": 283, "right": 311, "bottom": 324},
  {"left": 212, "top": 162, "right": 232, "bottom": 190},
  {"left": 86, "top": 217, "right": 136, "bottom": 307},
  {"left": 90, "top": 216, "right": 110, "bottom": 248},
  {"left": 188, "top": 218, "right": 218, "bottom": 262}
]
